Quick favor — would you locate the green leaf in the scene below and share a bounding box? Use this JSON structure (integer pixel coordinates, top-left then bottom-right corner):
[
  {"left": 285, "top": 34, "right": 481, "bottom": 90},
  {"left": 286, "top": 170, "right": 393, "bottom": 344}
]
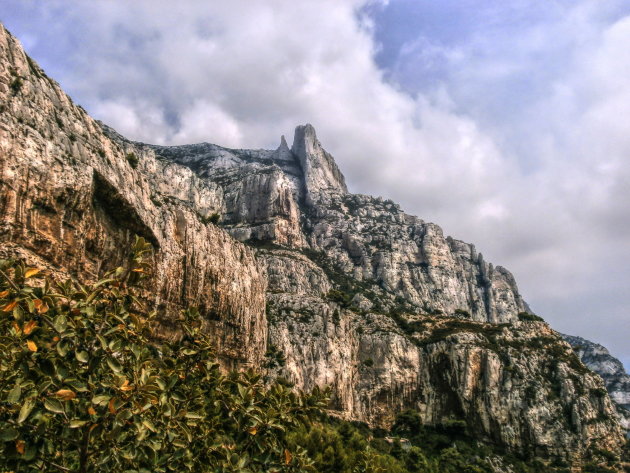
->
[
  {"left": 85, "top": 289, "right": 101, "bottom": 304},
  {"left": 92, "top": 395, "right": 111, "bottom": 406},
  {"left": 93, "top": 278, "right": 116, "bottom": 289},
  {"left": 18, "top": 397, "right": 36, "bottom": 423},
  {"left": 53, "top": 314, "right": 68, "bottom": 332},
  {"left": 109, "top": 339, "right": 123, "bottom": 352},
  {"left": 7, "top": 385, "right": 21, "bottom": 404},
  {"left": 156, "top": 378, "right": 167, "bottom": 391},
  {"left": 171, "top": 391, "right": 185, "bottom": 401},
  {"left": 56, "top": 340, "right": 70, "bottom": 357},
  {"left": 39, "top": 358, "right": 56, "bottom": 377},
  {"left": 107, "top": 357, "right": 123, "bottom": 373},
  {"left": 66, "top": 379, "right": 89, "bottom": 392},
  {"left": 97, "top": 334, "right": 108, "bottom": 349},
  {"left": 44, "top": 398, "right": 65, "bottom": 414},
  {"left": 69, "top": 419, "right": 88, "bottom": 428},
  {"left": 0, "top": 427, "right": 19, "bottom": 441},
  {"left": 76, "top": 351, "right": 89, "bottom": 363},
  {"left": 23, "top": 442, "right": 38, "bottom": 461},
  {"left": 142, "top": 419, "right": 157, "bottom": 433}
]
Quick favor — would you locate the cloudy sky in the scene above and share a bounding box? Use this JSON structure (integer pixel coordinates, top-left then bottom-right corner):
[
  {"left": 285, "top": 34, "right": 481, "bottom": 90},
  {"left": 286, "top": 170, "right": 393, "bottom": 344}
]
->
[{"left": 2, "top": 0, "right": 629, "bottom": 367}]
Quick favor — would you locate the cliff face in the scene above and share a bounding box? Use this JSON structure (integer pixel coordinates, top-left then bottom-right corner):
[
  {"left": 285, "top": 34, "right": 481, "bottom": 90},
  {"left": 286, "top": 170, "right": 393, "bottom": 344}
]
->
[
  {"left": 0, "top": 24, "right": 267, "bottom": 369},
  {"left": 152, "top": 126, "right": 624, "bottom": 463},
  {"left": 155, "top": 125, "right": 527, "bottom": 324},
  {"left": 564, "top": 334, "right": 630, "bottom": 433},
  {"left": 0, "top": 23, "right": 625, "bottom": 467}
]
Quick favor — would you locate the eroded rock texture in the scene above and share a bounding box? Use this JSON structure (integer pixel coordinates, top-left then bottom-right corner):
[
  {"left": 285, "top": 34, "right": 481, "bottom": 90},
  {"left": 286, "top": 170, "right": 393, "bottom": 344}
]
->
[
  {"left": 0, "top": 24, "right": 267, "bottom": 369},
  {"left": 0, "top": 23, "right": 625, "bottom": 467}
]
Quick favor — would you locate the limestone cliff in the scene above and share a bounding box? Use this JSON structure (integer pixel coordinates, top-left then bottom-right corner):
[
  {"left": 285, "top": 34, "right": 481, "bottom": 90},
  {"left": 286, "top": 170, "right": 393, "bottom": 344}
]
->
[
  {"left": 564, "top": 334, "right": 630, "bottom": 433},
  {"left": 0, "top": 23, "right": 626, "bottom": 468},
  {"left": 150, "top": 127, "right": 624, "bottom": 465},
  {"left": 0, "top": 24, "right": 267, "bottom": 369}
]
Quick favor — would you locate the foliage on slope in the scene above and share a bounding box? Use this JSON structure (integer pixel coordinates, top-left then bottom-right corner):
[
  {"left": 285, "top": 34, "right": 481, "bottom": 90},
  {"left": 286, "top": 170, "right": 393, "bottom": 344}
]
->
[
  {"left": 289, "top": 410, "right": 629, "bottom": 473},
  {"left": 0, "top": 237, "right": 626, "bottom": 472},
  {"left": 0, "top": 238, "right": 324, "bottom": 472}
]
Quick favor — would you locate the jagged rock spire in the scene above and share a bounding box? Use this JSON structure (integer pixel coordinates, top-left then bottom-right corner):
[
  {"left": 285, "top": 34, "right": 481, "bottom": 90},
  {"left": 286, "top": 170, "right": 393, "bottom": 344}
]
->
[
  {"left": 291, "top": 124, "right": 347, "bottom": 205},
  {"left": 273, "top": 134, "right": 294, "bottom": 162}
]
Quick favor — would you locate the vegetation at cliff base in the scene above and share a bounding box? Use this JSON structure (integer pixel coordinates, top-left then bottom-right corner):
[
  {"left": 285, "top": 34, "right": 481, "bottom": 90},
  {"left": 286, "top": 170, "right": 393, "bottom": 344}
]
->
[
  {"left": 0, "top": 238, "right": 324, "bottom": 472},
  {"left": 0, "top": 238, "right": 625, "bottom": 472}
]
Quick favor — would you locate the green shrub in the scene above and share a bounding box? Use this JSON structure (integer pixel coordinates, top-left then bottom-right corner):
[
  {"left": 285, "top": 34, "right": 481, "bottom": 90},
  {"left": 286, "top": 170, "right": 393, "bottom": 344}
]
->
[
  {"left": 0, "top": 237, "right": 326, "bottom": 472},
  {"left": 591, "top": 388, "right": 608, "bottom": 398},
  {"left": 125, "top": 152, "right": 139, "bottom": 169},
  {"left": 264, "top": 343, "right": 286, "bottom": 369},
  {"left": 326, "top": 289, "right": 351, "bottom": 308},
  {"left": 10, "top": 77, "right": 23, "bottom": 95},
  {"left": 201, "top": 213, "right": 221, "bottom": 225},
  {"left": 454, "top": 308, "right": 471, "bottom": 318},
  {"left": 518, "top": 312, "right": 544, "bottom": 322},
  {"left": 54, "top": 112, "right": 64, "bottom": 129}
]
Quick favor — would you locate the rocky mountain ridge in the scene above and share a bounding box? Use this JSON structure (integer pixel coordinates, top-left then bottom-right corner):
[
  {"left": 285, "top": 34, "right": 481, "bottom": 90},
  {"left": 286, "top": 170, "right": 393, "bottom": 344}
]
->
[
  {"left": 150, "top": 125, "right": 528, "bottom": 324},
  {"left": 0, "top": 23, "right": 626, "bottom": 469}
]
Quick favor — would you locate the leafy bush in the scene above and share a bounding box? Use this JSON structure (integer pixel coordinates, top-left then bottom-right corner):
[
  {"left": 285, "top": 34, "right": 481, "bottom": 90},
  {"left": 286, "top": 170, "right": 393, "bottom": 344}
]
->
[
  {"left": 10, "top": 77, "right": 22, "bottom": 95},
  {"left": 517, "top": 312, "right": 544, "bottom": 322},
  {"left": 264, "top": 343, "right": 286, "bottom": 369},
  {"left": 326, "top": 289, "right": 351, "bottom": 308},
  {"left": 125, "top": 152, "right": 139, "bottom": 169},
  {"left": 362, "top": 358, "right": 374, "bottom": 368},
  {"left": 201, "top": 213, "right": 221, "bottom": 225},
  {"left": 0, "top": 237, "right": 326, "bottom": 472},
  {"left": 289, "top": 420, "right": 408, "bottom": 473},
  {"left": 453, "top": 309, "right": 471, "bottom": 318},
  {"left": 591, "top": 388, "right": 608, "bottom": 398}
]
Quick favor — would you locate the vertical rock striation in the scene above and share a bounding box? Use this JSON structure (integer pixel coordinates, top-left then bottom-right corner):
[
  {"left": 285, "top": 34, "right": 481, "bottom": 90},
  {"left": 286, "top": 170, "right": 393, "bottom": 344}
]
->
[{"left": 0, "top": 24, "right": 267, "bottom": 369}]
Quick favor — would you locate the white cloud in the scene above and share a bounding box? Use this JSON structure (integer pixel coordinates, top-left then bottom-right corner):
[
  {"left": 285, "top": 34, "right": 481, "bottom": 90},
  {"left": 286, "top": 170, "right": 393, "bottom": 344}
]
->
[{"left": 375, "top": 1, "right": 630, "bottom": 359}]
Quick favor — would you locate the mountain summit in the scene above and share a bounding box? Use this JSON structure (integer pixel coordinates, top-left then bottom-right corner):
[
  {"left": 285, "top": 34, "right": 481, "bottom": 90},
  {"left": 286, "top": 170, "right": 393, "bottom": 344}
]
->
[{"left": 291, "top": 123, "right": 348, "bottom": 204}]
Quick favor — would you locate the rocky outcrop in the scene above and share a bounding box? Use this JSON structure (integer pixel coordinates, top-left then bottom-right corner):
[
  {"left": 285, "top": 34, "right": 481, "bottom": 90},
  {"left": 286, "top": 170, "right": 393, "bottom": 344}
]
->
[
  {"left": 564, "top": 334, "right": 630, "bottom": 433},
  {"left": 155, "top": 137, "right": 527, "bottom": 325},
  {"left": 0, "top": 24, "right": 267, "bottom": 369},
  {"left": 291, "top": 123, "right": 347, "bottom": 205},
  {"left": 0, "top": 22, "right": 625, "bottom": 468},
  {"left": 258, "top": 244, "right": 624, "bottom": 464}
]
